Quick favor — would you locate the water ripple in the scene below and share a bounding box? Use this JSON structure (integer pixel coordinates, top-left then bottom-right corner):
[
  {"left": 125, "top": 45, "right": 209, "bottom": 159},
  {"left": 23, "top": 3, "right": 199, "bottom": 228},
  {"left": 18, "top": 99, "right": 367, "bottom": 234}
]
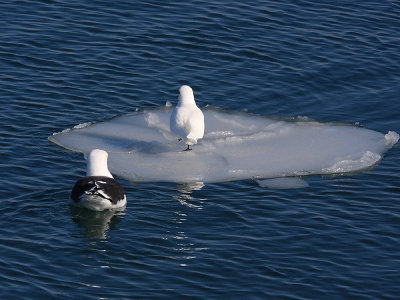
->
[{"left": 0, "top": 0, "right": 399, "bottom": 298}]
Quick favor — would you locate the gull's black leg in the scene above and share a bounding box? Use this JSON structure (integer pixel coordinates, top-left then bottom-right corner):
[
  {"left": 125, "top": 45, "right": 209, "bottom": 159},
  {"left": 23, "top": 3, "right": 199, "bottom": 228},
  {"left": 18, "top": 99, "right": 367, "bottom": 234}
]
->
[{"left": 184, "top": 145, "right": 192, "bottom": 151}]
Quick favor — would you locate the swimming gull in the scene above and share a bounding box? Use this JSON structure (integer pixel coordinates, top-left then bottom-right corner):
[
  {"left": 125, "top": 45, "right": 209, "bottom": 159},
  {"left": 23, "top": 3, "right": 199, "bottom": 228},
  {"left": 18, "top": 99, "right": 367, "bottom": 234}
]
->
[{"left": 70, "top": 149, "right": 126, "bottom": 211}]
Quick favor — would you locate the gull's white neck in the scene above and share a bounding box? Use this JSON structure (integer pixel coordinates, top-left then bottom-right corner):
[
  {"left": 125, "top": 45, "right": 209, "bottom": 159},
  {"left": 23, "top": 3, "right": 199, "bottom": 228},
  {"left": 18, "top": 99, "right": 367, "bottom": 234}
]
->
[
  {"left": 86, "top": 150, "right": 114, "bottom": 178},
  {"left": 178, "top": 85, "right": 196, "bottom": 107},
  {"left": 87, "top": 162, "right": 113, "bottom": 178}
]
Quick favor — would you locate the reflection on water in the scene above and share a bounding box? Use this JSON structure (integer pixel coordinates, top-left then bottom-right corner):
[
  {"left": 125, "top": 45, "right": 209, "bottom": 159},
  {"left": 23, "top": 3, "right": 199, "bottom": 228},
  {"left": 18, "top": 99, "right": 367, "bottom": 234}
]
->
[
  {"left": 171, "top": 182, "right": 208, "bottom": 266},
  {"left": 173, "top": 182, "right": 205, "bottom": 209},
  {"left": 70, "top": 206, "right": 125, "bottom": 239}
]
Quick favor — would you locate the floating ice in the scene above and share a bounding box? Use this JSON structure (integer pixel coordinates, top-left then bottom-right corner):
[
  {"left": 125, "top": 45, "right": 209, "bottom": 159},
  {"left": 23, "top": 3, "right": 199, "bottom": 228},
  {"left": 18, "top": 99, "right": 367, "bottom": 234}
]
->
[
  {"left": 49, "top": 107, "right": 398, "bottom": 183},
  {"left": 256, "top": 178, "right": 309, "bottom": 189},
  {"left": 385, "top": 131, "right": 400, "bottom": 147}
]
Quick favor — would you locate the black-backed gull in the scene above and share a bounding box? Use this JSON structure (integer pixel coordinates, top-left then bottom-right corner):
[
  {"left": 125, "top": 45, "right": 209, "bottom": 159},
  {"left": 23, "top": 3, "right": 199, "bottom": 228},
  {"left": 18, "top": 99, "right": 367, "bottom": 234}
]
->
[{"left": 70, "top": 149, "right": 126, "bottom": 211}]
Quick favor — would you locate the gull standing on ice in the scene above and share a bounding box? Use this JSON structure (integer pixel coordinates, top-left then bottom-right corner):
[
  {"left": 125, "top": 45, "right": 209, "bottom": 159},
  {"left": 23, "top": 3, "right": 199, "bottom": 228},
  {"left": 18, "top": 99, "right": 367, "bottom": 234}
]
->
[
  {"left": 170, "top": 85, "right": 204, "bottom": 151},
  {"left": 70, "top": 149, "right": 126, "bottom": 211}
]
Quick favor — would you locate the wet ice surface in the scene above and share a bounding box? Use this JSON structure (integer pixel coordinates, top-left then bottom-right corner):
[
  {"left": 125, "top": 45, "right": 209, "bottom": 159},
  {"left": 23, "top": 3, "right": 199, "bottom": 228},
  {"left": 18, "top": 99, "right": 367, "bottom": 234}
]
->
[
  {"left": 49, "top": 107, "right": 399, "bottom": 183},
  {"left": 256, "top": 178, "right": 310, "bottom": 189}
]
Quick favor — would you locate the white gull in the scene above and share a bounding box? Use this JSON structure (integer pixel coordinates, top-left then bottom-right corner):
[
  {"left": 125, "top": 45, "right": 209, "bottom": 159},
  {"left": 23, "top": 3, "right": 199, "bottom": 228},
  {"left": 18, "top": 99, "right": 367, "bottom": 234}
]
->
[{"left": 170, "top": 85, "right": 205, "bottom": 151}]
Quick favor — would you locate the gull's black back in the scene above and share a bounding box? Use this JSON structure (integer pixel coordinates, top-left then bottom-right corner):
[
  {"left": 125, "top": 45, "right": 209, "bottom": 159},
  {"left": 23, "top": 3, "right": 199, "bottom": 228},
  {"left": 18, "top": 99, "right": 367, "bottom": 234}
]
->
[{"left": 70, "top": 176, "right": 125, "bottom": 205}]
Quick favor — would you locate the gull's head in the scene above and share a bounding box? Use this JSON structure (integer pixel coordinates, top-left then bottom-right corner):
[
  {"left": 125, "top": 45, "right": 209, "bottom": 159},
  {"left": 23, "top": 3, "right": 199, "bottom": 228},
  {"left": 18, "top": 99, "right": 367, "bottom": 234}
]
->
[
  {"left": 178, "top": 85, "right": 195, "bottom": 106},
  {"left": 86, "top": 149, "right": 113, "bottom": 178}
]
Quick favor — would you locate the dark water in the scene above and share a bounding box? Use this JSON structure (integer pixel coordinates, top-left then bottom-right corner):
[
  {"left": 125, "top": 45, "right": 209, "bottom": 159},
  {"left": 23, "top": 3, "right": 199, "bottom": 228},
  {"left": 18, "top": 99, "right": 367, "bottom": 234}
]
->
[{"left": 1, "top": 1, "right": 399, "bottom": 298}]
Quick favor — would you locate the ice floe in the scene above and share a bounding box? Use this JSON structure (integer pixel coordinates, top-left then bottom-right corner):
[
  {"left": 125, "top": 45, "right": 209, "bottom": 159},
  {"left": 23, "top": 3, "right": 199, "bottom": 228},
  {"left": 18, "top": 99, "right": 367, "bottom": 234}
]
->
[{"left": 49, "top": 107, "right": 398, "bottom": 183}]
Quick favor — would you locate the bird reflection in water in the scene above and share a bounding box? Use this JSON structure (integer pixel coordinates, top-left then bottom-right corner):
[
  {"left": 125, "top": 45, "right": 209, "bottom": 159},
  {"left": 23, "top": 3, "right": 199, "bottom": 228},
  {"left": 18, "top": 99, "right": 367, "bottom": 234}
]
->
[
  {"left": 173, "top": 182, "right": 205, "bottom": 209},
  {"left": 171, "top": 182, "right": 208, "bottom": 266},
  {"left": 70, "top": 206, "right": 125, "bottom": 239}
]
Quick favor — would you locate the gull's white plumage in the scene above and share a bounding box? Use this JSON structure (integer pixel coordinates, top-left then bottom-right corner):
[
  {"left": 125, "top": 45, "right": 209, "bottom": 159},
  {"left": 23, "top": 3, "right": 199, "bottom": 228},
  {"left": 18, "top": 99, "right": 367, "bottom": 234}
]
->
[
  {"left": 170, "top": 85, "right": 204, "bottom": 150},
  {"left": 86, "top": 149, "right": 113, "bottom": 178}
]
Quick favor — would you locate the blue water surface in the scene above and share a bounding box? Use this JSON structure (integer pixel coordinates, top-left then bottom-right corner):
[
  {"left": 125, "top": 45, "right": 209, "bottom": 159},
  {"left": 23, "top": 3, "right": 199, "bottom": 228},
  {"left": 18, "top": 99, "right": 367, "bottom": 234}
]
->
[{"left": 1, "top": 0, "right": 399, "bottom": 299}]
